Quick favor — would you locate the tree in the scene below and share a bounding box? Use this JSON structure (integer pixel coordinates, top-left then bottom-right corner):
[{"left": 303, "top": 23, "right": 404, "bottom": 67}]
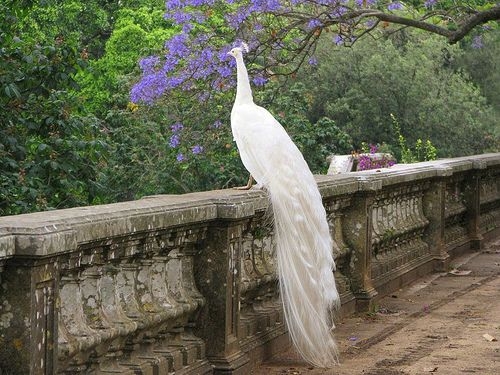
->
[
  {"left": 76, "top": 4, "right": 176, "bottom": 115},
  {"left": 297, "top": 31, "right": 498, "bottom": 157},
  {"left": 132, "top": 0, "right": 499, "bottom": 103},
  {"left": 0, "top": 1, "right": 107, "bottom": 215}
]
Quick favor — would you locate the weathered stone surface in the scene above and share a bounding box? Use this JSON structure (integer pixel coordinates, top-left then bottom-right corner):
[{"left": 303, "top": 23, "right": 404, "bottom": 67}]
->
[{"left": 0, "top": 153, "right": 499, "bottom": 374}]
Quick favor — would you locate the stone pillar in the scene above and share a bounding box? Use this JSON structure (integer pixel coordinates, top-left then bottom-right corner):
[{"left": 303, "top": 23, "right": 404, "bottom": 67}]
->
[
  {"left": 343, "top": 177, "right": 380, "bottom": 312},
  {"left": 193, "top": 197, "right": 264, "bottom": 375},
  {"left": 464, "top": 161, "right": 487, "bottom": 250},
  {"left": 422, "top": 167, "right": 452, "bottom": 271},
  {"left": 0, "top": 259, "right": 59, "bottom": 374}
]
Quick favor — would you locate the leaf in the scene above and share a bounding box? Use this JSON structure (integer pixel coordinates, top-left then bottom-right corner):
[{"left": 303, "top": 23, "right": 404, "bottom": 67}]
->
[
  {"left": 4, "top": 83, "right": 21, "bottom": 99},
  {"left": 38, "top": 143, "right": 49, "bottom": 152}
]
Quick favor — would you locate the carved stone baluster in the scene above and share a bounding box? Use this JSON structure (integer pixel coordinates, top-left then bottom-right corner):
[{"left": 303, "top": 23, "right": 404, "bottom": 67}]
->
[
  {"left": 239, "top": 232, "right": 256, "bottom": 296},
  {"left": 373, "top": 196, "right": 388, "bottom": 277},
  {"left": 59, "top": 270, "right": 99, "bottom": 372},
  {"left": 145, "top": 262, "right": 179, "bottom": 372},
  {"left": 344, "top": 178, "right": 380, "bottom": 311},
  {"left": 96, "top": 262, "right": 138, "bottom": 372},
  {"left": 385, "top": 195, "right": 397, "bottom": 273},
  {"left": 165, "top": 248, "right": 194, "bottom": 314},
  {"left": 401, "top": 189, "right": 409, "bottom": 234},
  {"left": 325, "top": 198, "right": 352, "bottom": 303},
  {"left": 115, "top": 263, "right": 146, "bottom": 323},
  {"left": 238, "top": 230, "right": 259, "bottom": 340},
  {"left": 463, "top": 165, "right": 486, "bottom": 250},
  {"left": 371, "top": 198, "right": 383, "bottom": 252},
  {"left": 146, "top": 257, "right": 180, "bottom": 319},
  {"left": 393, "top": 192, "right": 405, "bottom": 269},
  {"left": 423, "top": 168, "right": 451, "bottom": 270},
  {"left": 182, "top": 228, "right": 206, "bottom": 307},
  {"left": 408, "top": 190, "right": 418, "bottom": 231},
  {"left": 261, "top": 232, "right": 276, "bottom": 277}
]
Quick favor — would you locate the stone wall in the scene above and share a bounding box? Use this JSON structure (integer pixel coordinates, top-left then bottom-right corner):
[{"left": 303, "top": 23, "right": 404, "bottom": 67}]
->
[{"left": 1, "top": 153, "right": 499, "bottom": 374}]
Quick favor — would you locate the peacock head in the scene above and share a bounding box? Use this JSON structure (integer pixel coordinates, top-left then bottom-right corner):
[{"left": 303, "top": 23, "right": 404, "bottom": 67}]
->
[{"left": 227, "top": 42, "right": 249, "bottom": 59}]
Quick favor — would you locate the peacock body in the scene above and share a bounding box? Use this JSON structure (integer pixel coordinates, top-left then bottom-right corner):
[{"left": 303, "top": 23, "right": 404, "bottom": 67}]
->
[{"left": 228, "top": 44, "right": 340, "bottom": 368}]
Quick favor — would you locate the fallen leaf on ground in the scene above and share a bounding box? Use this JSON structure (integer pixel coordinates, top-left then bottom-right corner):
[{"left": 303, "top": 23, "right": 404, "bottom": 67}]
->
[
  {"left": 423, "top": 366, "right": 438, "bottom": 372},
  {"left": 482, "top": 333, "right": 497, "bottom": 342},
  {"left": 449, "top": 269, "right": 472, "bottom": 276}
]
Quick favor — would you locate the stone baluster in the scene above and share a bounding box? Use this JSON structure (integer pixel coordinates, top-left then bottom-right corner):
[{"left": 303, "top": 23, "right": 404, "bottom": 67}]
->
[
  {"left": 463, "top": 161, "right": 487, "bottom": 250},
  {"left": 478, "top": 167, "right": 500, "bottom": 235},
  {"left": 422, "top": 167, "right": 452, "bottom": 271},
  {"left": 343, "top": 177, "right": 381, "bottom": 311},
  {"left": 325, "top": 196, "right": 355, "bottom": 313}
]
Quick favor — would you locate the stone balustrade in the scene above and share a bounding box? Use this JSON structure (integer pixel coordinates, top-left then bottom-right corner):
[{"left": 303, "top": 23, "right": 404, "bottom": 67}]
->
[{"left": 1, "top": 153, "right": 499, "bottom": 374}]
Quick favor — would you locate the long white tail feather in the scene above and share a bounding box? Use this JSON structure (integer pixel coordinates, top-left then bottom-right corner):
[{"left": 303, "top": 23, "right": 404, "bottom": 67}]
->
[
  {"left": 229, "top": 45, "right": 340, "bottom": 368},
  {"left": 269, "top": 170, "right": 339, "bottom": 368}
]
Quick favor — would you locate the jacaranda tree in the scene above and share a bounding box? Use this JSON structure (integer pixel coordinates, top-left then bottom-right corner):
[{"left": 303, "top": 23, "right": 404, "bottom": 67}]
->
[{"left": 132, "top": 1, "right": 499, "bottom": 104}]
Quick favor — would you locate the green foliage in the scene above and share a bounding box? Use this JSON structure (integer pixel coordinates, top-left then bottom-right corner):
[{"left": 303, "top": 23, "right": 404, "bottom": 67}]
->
[
  {"left": 77, "top": 5, "right": 175, "bottom": 115},
  {"left": 302, "top": 31, "right": 498, "bottom": 158},
  {"left": 0, "top": 12, "right": 107, "bottom": 215},
  {"left": 391, "top": 114, "right": 437, "bottom": 163},
  {"left": 455, "top": 29, "right": 500, "bottom": 117},
  {"left": 97, "top": 94, "right": 245, "bottom": 201},
  {"left": 260, "top": 82, "right": 353, "bottom": 173},
  {"left": 1, "top": 1, "right": 498, "bottom": 216}
]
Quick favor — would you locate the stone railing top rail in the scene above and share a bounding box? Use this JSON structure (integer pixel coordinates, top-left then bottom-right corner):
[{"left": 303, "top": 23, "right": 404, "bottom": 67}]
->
[{"left": 1, "top": 153, "right": 499, "bottom": 259}]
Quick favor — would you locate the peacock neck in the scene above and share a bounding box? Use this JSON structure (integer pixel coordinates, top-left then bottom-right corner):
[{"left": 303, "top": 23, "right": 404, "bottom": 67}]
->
[{"left": 235, "top": 55, "right": 254, "bottom": 105}]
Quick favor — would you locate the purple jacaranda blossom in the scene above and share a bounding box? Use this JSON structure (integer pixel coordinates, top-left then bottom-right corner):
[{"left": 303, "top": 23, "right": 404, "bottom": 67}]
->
[
  {"left": 162, "top": 55, "right": 180, "bottom": 74},
  {"left": 167, "top": 0, "right": 210, "bottom": 8},
  {"left": 308, "top": 56, "right": 318, "bottom": 66},
  {"left": 166, "top": 10, "right": 206, "bottom": 25},
  {"left": 252, "top": 76, "right": 268, "bottom": 86},
  {"left": 165, "top": 33, "right": 189, "bottom": 58},
  {"left": 169, "top": 134, "right": 181, "bottom": 148},
  {"left": 191, "top": 145, "right": 204, "bottom": 154},
  {"left": 471, "top": 35, "right": 484, "bottom": 49},
  {"left": 254, "top": 22, "right": 264, "bottom": 31},
  {"left": 212, "top": 120, "right": 222, "bottom": 129},
  {"left": 130, "top": 72, "right": 167, "bottom": 104},
  {"left": 171, "top": 122, "right": 184, "bottom": 132},
  {"left": 307, "top": 18, "right": 322, "bottom": 30},
  {"left": 176, "top": 153, "right": 185, "bottom": 162},
  {"left": 139, "top": 56, "right": 161, "bottom": 74},
  {"left": 387, "top": 2, "right": 403, "bottom": 11},
  {"left": 334, "top": 34, "right": 344, "bottom": 46},
  {"left": 226, "top": 6, "right": 251, "bottom": 28},
  {"left": 169, "top": 11, "right": 192, "bottom": 24},
  {"left": 330, "top": 6, "right": 348, "bottom": 18},
  {"left": 365, "top": 19, "right": 377, "bottom": 28},
  {"left": 217, "top": 65, "right": 233, "bottom": 78},
  {"left": 249, "top": 0, "right": 282, "bottom": 12},
  {"left": 424, "top": 0, "right": 437, "bottom": 8},
  {"left": 355, "top": 0, "right": 377, "bottom": 6},
  {"left": 165, "top": 0, "right": 182, "bottom": 10}
]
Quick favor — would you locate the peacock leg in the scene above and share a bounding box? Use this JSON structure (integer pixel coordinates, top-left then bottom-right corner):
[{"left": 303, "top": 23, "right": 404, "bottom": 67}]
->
[{"left": 233, "top": 174, "right": 254, "bottom": 190}]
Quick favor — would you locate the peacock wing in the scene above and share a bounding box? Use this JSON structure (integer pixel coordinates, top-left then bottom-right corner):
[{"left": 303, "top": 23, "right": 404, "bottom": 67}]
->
[{"left": 231, "top": 104, "right": 308, "bottom": 187}]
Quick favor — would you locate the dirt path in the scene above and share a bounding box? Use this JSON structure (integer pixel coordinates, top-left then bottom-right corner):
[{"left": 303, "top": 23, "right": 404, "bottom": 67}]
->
[{"left": 252, "top": 240, "right": 500, "bottom": 375}]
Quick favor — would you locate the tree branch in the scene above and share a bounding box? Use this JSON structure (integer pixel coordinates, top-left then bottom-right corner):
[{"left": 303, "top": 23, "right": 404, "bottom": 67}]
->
[
  {"left": 359, "top": 5, "right": 500, "bottom": 44},
  {"left": 448, "top": 5, "right": 500, "bottom": 43}
]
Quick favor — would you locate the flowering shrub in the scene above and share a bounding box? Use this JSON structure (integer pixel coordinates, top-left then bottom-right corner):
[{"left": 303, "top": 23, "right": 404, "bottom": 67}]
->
[{"left": 355, "top": 144, "right": 396, "bottom": 171}]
